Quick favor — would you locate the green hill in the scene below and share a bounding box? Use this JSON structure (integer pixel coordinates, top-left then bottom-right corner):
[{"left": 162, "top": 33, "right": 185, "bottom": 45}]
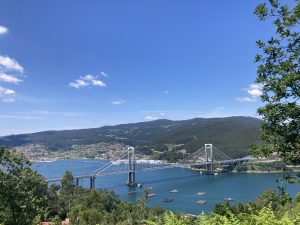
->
[{"left": 0, "top": 116, "right": 262, "bottom": 158}]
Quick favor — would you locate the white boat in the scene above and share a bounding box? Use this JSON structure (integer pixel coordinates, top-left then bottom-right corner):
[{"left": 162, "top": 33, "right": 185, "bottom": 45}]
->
[{"left": 170, "top": 189, "right": 179, "bottom": 193}]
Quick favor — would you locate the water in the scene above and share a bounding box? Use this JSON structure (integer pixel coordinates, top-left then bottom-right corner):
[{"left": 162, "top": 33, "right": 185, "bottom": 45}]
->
[{"left": 32, "top": 159, "right": 300, "bottom": 215}]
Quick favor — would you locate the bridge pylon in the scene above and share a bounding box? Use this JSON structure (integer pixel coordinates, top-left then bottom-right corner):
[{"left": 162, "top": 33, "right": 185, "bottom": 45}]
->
[
  {"left": 205, "top": 144, "right": 213, "bottom": 173},
  {"left": 89, "top": 176, "right": 96, "bottom": 189},
  {"left": 127, "top": 147, "right": 136, "bottom": 186}
]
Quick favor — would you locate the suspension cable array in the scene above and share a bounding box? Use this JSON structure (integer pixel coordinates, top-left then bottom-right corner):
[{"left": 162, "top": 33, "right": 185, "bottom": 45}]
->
[{"left": 46, "top": 144, "right": 250, "bottom": 189}]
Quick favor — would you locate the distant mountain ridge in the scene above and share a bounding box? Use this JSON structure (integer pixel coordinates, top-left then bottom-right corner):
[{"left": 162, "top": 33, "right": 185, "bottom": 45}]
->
[{"left": 0, "top": 116, "right": 262, "bottom": 158}]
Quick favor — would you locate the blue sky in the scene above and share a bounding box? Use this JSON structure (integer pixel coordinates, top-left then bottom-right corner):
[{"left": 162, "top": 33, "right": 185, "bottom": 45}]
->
[{"left": 0, "top": 0, "right": 271, "bottom": 135}]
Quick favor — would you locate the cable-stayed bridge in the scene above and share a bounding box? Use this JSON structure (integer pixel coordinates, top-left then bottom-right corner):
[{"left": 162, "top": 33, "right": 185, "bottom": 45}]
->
[{"left": 46, "top": 144, "right": 251, "bottom": 188}]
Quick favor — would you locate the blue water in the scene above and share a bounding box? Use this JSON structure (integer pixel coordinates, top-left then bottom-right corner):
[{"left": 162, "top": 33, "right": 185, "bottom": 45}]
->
[{"left": 32, "top": 159, "right": 300, "bottom": 215}]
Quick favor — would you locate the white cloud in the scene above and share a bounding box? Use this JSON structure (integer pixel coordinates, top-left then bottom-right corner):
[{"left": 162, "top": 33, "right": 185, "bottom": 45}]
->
[
  {"left": 236, "top": 83, "right": 263, "bottom": 103},
  {"left": 140, "top": 107, "right": 246, "bottom": 120},
  {"left": 3, "top": 98, "right": 15, "bottom": 103},
  {"left": 235, "top": 97, "right": 257, "bottom": 103},
  {"left": 144, "top": 112, "right": 165, "bottom": 121},
  {"left": 0, "top": 86, "right": 16, "bottom": 103},
  {"left": 0, "top": 86, "right": 15, "bottom": 95},
  {"left": 0, "top": 55, "right": 25, "bottom": 103},
  {"left": 0, "top": 25, "right": 8, "bottom": 36},
  {"left": 92, "top": 79, "right": 106, "bottom": 87},
  {"left": 18, "top": 111, "right": 81, "bottom": 117},
  {"left": 111, "top": 99, "right": 125, "bottom": 105},
  {"left": 248, "top": 88, "right": 262, "bottom": 97},
  {"left": 247, "top": 84, "right": 263, "bottom": 97},
  {"left": 0, "top": 114, "right": 43, "bottom": 119},
  {"left": 0, "top": 55, "right": 24, "bottom": 73},
  {"left": 69, "top": 79, "right": 88, "bottom": 89},
  {"left": 100, "top": 71, "right": 108, "bottom": 77},
  {"left": 82, "top": 74, "right": 94, "bottom": 81},
  {"left": 69, "top": 74, "right": 106, "bottom": 89},
  {"left": 0, "top": 72, "right": 23, "bottom": 84}
]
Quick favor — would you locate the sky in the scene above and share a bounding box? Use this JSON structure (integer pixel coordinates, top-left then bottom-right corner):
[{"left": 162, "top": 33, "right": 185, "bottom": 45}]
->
[{"left": 0, "top": 0, "right": 273, "bottom": 136}]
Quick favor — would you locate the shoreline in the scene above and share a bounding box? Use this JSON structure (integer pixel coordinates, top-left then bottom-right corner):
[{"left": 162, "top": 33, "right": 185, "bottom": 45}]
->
[{"left": 188, "top": 167, "right": 300, "bottom": 174}]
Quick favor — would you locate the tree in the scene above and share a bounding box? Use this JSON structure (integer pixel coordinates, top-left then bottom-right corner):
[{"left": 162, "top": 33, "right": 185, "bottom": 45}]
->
[
  {"left": 0, "top": 146, "right": 49, "bottom": 225},
  {"left": 254, "top": 189, "right": 281, "bottom": 210},
  {"left": 61, "top": 170, "right": 75, "bottom": 198},
  {"left": 60, "top": 170, "right": 76, "bottom": 219},
  {"left": 250, "top": 0, "right": 300, "bottom": 165},
  {"left": 48, "top": 184, "right": 65, "bottom": 220}
]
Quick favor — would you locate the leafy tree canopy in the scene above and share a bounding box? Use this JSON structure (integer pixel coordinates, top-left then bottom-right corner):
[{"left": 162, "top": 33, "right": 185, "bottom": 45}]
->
[
  {"left": 61, "top": 170, "right": 75, "bottom": 198},
  {"left": 251, "top": 0, "right": 300, "bottom": 164},
  {"left": 0, "top": 146, "right": 49, "bottom": 225}
]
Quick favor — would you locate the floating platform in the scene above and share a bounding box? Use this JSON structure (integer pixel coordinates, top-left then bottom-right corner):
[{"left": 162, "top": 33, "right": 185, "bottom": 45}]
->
[
  {"left": 163, "top": 198, "right": 174, "bottom": 202},
  {"left": 196, "top": 200, "right": 207, "bottom": 205},
  {"left": 147, "top": 193, "right": 157, "bottom": 197},
  {"left": 197, "top": 192, "right": 206, "bottom": 196},
  {"left": 170, "top": 189, "right": 179, "bottom": 193}
]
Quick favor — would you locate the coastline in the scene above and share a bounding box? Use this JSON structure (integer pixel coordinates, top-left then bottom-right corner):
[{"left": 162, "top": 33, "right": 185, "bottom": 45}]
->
[{"left": 188, "top": 167, "right": 300, "bottom": 174}]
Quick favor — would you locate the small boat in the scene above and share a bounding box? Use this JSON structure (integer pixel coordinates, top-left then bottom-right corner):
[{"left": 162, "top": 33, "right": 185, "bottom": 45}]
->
[
  {"left": 196, "top": 200, "right": 207, "bottom": 205},
  {"left": 163, "top": 198, "right": 173, "bottom": 202},
  {"left": 197, "top": 192, "right": 206, "bottom": 196},
  {"left": 170, "top": 189, "right": 179, "bottom": 193},
  {"left": 224, "top": 197, "right": 234, "bottom": 201},
  {"left": 147, "top": 193, "right": 157, "bottom": 197},
  {"left": 128, "top": 191, "right": 137, "bottom": 195}
]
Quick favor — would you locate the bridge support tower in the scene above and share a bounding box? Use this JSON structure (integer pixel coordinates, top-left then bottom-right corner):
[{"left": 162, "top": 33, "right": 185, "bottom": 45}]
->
[
  {"left": 89, "top": 176, "right": 96, "bottom": 189},
  {"left": 127, "top": 147, "right": 136, "bottom": 186},
  {"left": 205, "top": 144, "right": 213, "bottom": 173}
]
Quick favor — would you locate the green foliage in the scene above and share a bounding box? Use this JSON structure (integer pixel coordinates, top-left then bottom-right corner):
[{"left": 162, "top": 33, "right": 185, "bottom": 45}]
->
[
  {"left": 235, "top": 164, "right": 248, "bottom": 172},
  {"left": 158, "top": 151, "right": 185, "bottom": 162},
  {"left": 255, "top": 189, "right": 282, "bottom": 210},
  {"left": 233, "top": 161, "right": 295, "bottom": 173},
  {"left": 0, "top": 146, "right": 49, "bottom": 225},
  {"left": 145, "top": 205, "right": 300, "bottom": 224},
  {"left": 251, "top": 0, "right": 300, "bottom": 165},
  {"left": 61, "top": 170, "right": 75, "bottom": 197},
  {"left": 68, "top": 188, "right": 164, "bottom": 225}
]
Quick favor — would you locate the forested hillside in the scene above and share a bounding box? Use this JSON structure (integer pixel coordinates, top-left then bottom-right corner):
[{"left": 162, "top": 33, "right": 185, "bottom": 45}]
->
[{"left": 0, "top": 116, "right": 262, "bottom": 158}]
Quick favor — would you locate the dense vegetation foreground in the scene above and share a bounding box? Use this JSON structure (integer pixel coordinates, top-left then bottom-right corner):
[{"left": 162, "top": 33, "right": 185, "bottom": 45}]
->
[{"left": 0, "top": 147, "right": 300, "bottom": 225}]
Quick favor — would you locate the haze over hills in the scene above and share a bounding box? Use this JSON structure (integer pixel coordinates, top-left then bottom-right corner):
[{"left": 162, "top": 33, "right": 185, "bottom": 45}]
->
[{"left": 0, "top": 116, "right": 262, "bottom": 159}]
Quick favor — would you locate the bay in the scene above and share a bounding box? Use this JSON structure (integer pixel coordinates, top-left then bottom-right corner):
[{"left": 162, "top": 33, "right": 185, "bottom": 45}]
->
[{"left": 32, "top": 159, "right": 300, "bottom": 215}]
